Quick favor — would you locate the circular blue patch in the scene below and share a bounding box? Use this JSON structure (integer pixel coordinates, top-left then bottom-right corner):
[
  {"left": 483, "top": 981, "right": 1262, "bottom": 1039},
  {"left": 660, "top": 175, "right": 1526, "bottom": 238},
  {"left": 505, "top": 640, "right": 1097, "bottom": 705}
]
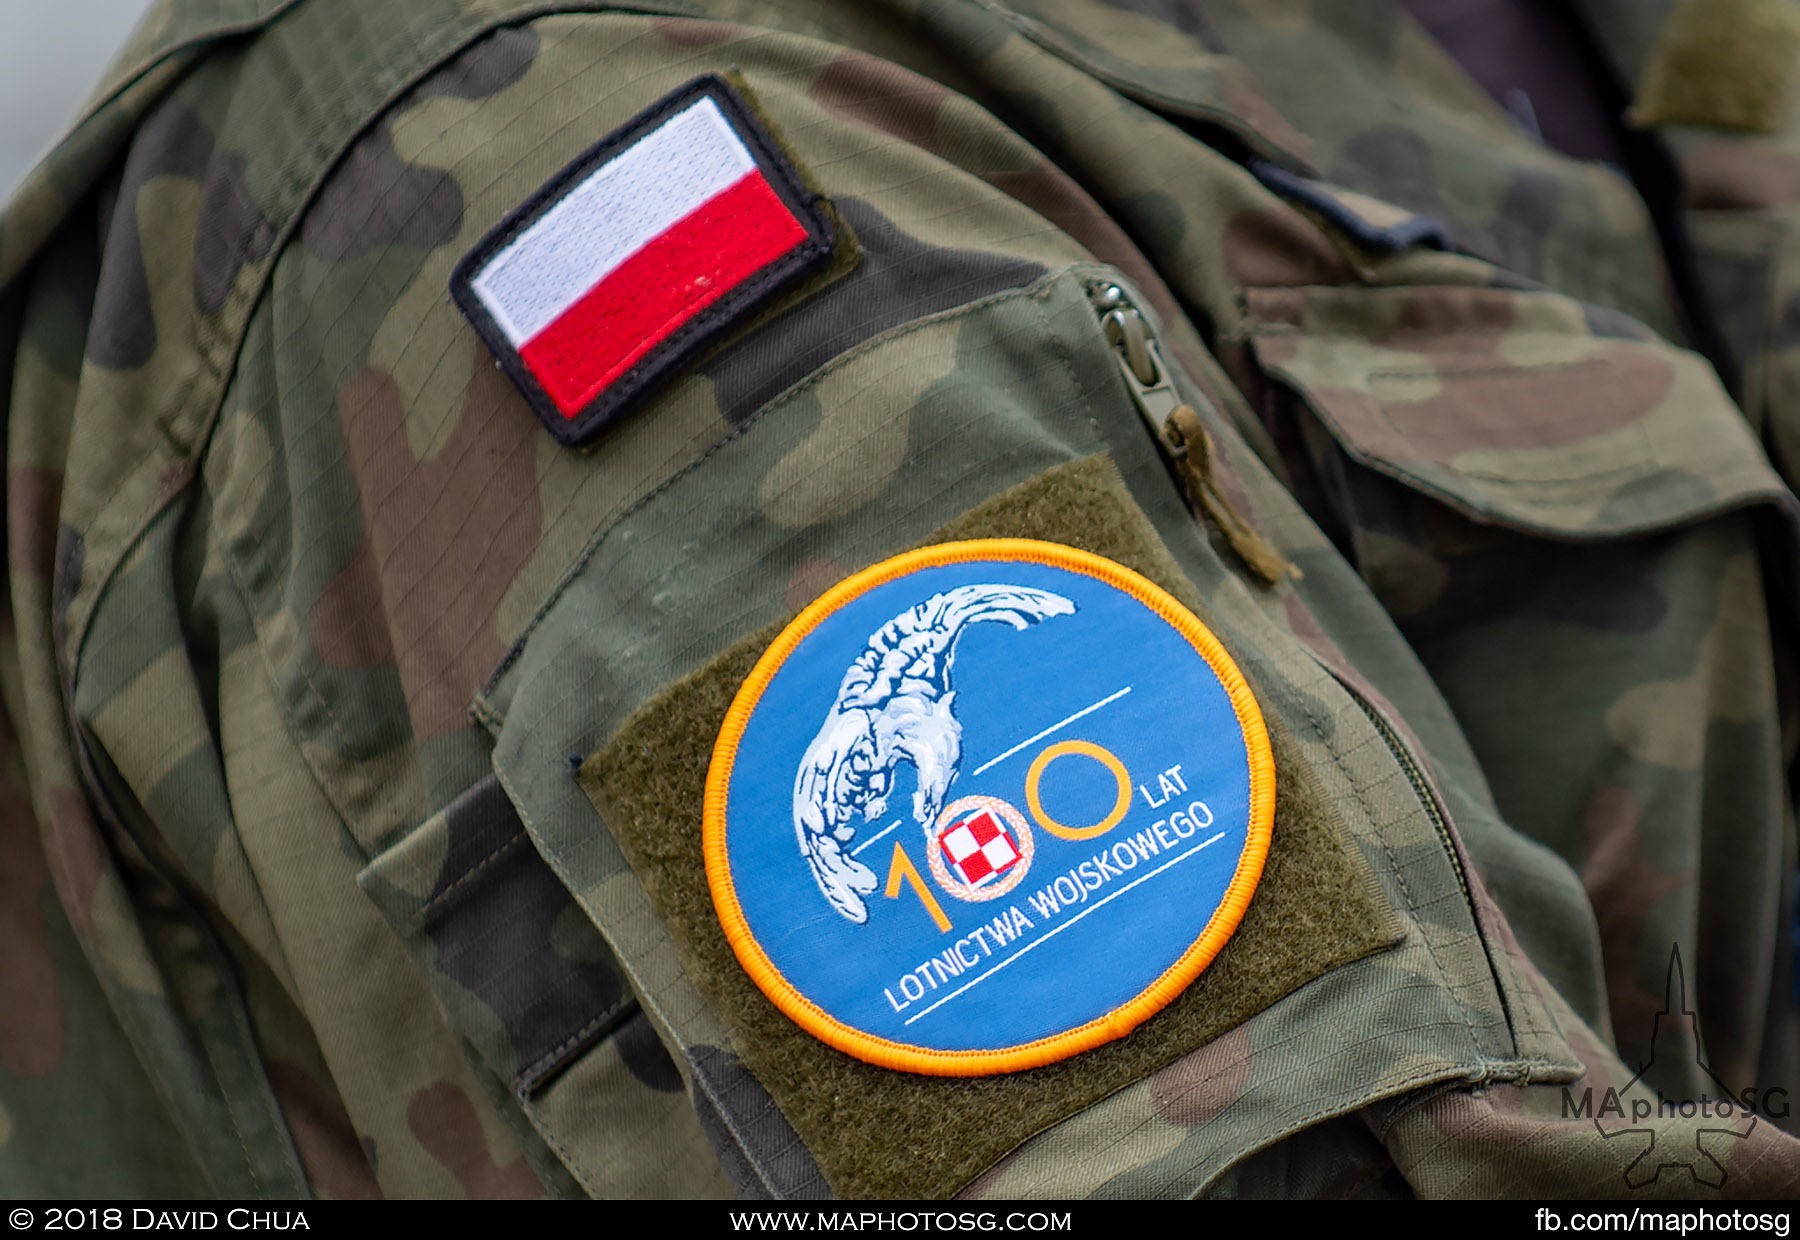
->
[{"left": 704, "top": 539, "right": 1273, "bottom": 1075}]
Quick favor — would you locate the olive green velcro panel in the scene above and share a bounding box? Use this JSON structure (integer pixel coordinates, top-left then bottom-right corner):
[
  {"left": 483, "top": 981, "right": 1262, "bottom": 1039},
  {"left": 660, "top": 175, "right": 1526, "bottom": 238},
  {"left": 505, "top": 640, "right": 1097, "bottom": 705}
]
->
[
  {"left": 1634, "top": 0, "right": 1800, "bottom": 133},
  {"left": 579, "top": 454, "right": 1400, "bottom": 1199}
]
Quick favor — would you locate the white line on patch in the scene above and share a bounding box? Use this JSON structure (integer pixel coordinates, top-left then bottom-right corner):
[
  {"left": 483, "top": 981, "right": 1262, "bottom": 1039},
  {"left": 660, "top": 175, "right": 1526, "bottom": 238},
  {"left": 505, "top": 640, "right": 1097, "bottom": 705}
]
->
[
  {"left": 851, "top": 819, "right": 905, "bottom": 858},
  {"left": 969, "top": 685, "right": 1132, "bottom": 777},
  {"left": 902, "top": 830, "right": 1227, "bottom": 1026}
]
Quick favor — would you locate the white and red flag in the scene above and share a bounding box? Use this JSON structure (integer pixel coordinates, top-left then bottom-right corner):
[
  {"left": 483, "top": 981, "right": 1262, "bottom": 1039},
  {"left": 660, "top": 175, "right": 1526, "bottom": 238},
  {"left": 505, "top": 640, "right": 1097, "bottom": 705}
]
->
[{"left": 452, "top": 78, "right": 837, "bottom": 445}]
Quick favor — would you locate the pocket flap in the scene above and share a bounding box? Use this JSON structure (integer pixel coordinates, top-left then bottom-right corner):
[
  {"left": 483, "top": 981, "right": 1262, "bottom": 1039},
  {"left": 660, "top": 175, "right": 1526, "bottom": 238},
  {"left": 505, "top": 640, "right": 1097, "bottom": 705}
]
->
[
  {"left": 358, "top": 776, "right": 635, "bottom": 1095},
  {"left": 1245, "top": 285, "right": 1793, "bottom": 538},
  {"left": 357, "top": 776, "right": 733, "bottom": 1198}
]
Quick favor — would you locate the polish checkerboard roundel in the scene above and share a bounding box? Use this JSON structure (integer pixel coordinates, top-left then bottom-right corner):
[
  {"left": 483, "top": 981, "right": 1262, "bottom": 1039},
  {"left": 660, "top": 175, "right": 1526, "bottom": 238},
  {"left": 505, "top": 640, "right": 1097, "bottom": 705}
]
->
[{"left": 704, "top": 540, "right": 1276, "bottom": 1075}]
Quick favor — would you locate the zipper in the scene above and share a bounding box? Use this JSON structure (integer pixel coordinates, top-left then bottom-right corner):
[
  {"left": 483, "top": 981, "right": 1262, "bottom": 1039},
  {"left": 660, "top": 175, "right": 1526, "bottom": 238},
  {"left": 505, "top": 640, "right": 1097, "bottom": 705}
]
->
[
  {"left": 1331, "top": 666, "right": 1538, "bottom": 1057},
  {"left": 1335, "top": 674, "right": 1474, "bottom": 910},
  {"left": 1093, "top": 280, "right": 1505, "bottom": 1043},
  {"left": 1087, "top": 279, "right": 1297, "bottom": 586},
  {"left": 1090, "top": 278, "right": 1473, "bottom": 904}
]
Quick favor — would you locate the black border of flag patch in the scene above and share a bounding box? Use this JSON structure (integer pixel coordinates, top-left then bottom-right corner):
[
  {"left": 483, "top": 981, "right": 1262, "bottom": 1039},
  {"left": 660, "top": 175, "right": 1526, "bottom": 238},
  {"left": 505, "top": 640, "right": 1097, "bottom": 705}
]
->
[{"left": 450, "top": 75, "right": 840, "bottom": 448}]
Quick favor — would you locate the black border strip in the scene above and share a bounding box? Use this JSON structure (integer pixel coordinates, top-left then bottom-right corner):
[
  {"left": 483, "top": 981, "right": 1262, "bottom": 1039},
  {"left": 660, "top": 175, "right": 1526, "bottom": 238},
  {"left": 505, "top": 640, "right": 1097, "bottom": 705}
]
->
[{"left": 449, "top": 74, "right": 838, "bottom": 448}]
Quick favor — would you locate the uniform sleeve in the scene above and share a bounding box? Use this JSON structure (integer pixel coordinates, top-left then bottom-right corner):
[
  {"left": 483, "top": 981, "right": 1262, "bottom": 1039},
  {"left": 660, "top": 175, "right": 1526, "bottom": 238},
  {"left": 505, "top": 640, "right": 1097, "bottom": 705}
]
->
[{"left": 6, "top": 0, "right": 1799, "bottom": 1200}]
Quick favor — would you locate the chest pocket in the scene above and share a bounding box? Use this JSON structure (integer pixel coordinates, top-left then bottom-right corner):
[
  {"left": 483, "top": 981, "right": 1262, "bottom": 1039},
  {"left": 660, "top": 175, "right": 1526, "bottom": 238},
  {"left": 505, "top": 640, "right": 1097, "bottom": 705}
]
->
[{"left": 1244, "top": 282, "right": 1800, "bottom": 1074}]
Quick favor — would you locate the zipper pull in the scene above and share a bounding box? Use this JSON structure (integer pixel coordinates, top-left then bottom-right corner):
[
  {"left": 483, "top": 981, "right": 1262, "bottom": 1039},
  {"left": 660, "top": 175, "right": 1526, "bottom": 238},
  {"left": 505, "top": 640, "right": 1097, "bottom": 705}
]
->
[
  {"left": 1090, "top": 283, "right": 1299, "bottom": 586},
  {"left": 1093, "top": 283, "right": 1183, "bottom": 435}
]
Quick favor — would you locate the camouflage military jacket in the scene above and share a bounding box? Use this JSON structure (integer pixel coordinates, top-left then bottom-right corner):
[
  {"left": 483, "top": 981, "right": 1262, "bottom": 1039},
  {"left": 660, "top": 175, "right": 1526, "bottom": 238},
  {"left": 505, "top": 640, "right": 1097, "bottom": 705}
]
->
[{"left": 2, "top": 0, "right": 1799, "bottom": 1199}]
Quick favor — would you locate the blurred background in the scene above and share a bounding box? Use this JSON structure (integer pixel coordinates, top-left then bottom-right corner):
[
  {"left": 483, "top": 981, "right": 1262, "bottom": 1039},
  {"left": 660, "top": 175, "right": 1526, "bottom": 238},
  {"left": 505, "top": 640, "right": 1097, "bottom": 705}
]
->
[{"left": 1, "top": 2, "right": 158, "bottom": 199}]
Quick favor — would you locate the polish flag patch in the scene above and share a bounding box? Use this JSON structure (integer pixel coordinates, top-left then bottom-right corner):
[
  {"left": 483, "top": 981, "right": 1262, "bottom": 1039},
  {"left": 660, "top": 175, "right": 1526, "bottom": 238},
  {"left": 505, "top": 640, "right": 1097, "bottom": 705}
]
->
[{"left": 451, "top": 77, "right": 839, "bottom": 446}]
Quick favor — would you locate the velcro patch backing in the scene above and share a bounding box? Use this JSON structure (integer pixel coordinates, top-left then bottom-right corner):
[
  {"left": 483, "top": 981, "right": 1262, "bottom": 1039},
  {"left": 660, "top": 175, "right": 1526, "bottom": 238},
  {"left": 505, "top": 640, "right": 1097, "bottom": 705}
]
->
[
  {"left": 579, "top": 455, "right": 1401, "bottom": 1199},
  {"left": 452, "top": 75, "right": 841, "bottom": 446}
]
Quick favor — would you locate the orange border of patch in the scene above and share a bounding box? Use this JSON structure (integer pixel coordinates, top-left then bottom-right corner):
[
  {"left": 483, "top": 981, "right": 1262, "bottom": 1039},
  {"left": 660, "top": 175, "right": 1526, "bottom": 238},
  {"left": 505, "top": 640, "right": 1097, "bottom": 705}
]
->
[{"left": 702, "top": 539, "right": 1276, "bottom": 1077}]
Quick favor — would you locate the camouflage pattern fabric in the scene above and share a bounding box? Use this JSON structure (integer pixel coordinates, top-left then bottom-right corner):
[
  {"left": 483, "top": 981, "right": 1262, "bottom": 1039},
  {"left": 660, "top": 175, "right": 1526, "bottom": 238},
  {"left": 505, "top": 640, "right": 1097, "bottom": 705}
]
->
[{"left": 1, "top": 0, "right": 1797, "bottom": 1199}]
